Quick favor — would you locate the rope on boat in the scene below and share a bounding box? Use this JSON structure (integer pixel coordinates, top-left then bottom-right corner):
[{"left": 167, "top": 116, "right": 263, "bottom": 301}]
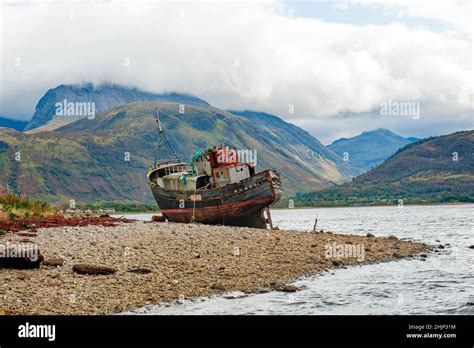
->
[{"left": 190, "top": 187, "right": 197, "bottom": 223}]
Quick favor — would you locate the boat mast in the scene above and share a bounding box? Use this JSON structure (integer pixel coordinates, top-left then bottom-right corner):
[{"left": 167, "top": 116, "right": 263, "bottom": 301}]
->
[{"left": 155, "top": 110, "right": 180, "bottom": 163}]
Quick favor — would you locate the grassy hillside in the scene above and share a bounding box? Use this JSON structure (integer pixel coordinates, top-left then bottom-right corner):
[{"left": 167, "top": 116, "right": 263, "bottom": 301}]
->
[
  {"left": 0, "top": 102, "right": 354, "bottom": 206},
  {"left": 295, "top": 130, "right": 474, "bottom": 206}
]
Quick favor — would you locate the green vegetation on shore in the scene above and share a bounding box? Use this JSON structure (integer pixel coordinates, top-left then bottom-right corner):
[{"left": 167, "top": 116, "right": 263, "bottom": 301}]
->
[
  {"left": 291, "top": 193, "right": 473, "bottom": 208},
  {"left": 0, "top": 192, "right": 58, "bottom": 220}
]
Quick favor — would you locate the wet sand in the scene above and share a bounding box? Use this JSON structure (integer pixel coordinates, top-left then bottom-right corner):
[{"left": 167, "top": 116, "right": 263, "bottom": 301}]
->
[{"left": 0, "top": 221, "right": 430, "bottom": 315}]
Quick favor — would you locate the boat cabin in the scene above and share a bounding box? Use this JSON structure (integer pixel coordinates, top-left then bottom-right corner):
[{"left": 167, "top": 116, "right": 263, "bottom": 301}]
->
[
  {"left": 150, "top": 146, "right": 256, "bottom": 192},
  {"left": 194, "top": 146, "right": 255, "bottom": 188}
]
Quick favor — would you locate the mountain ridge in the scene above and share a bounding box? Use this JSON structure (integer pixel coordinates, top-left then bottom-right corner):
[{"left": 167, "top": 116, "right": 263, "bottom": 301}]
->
[
  {"left": 296, "top": 130, "right": 474, "bottom": 206},
  {"left": 0, "top": 116, "right": 28, "bottom": 131},
  {"left": 229, "top": 110, "right": 348, "bottom": 168},
  {"left": 24, "top": 83, "right": 209, "bottom": 131},
  {"left": 328, "top": 128, "right": 418, "bottom": 173},
  {"left": 1, "top": 101, "right": 356, "bottom": 205}
]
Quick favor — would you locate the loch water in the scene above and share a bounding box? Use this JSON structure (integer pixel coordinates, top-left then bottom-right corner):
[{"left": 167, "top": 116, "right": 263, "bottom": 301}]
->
[{"left": 120, "top": 204, "right": 473, "bottom": 315}]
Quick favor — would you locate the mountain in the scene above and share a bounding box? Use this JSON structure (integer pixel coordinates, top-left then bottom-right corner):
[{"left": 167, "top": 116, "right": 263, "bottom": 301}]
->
[
  {"left": 0, "top": 116, "right": 28, "bottom": 131},
  {"left": 229, "top": 110, "right": 350, "bottom": 174},
  {"left": 328, "top": 128, "right": 419, "bottom": 173},
  {"left": 24, "top": 83, "right": 209, "bottom": 131},
  {"left": 296, "top": 130, "right": 474, "bottom": 206},
  {"left": 0, "top": 102, "right": 355, "bottom": 205}
]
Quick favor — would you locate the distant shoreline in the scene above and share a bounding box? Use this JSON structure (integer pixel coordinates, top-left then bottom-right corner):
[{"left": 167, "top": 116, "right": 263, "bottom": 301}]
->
[
  {"left": 105, "top": 202, "right": 473, "bottom": 215},
  {"left": 271, "top": 202, "right": 473, "bottom": 210}
]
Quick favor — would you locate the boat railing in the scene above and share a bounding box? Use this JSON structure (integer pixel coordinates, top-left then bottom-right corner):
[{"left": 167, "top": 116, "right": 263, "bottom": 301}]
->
[{"left": 163, "top": 164, "right": 193, "bottom": 176}]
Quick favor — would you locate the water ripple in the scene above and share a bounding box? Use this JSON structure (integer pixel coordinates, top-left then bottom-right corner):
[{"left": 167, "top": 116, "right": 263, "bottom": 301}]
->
[{"left": 125, "top": 205, "right": 474, "bottom": 315}]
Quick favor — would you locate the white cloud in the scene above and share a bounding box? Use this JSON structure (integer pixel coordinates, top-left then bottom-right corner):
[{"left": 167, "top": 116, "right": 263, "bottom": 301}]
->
[
  {"left": 0, "top": 0, "right": 472, "bottom": 142},
  {"left": 346, "top": 0, "right": 472, "bottom": 36}
]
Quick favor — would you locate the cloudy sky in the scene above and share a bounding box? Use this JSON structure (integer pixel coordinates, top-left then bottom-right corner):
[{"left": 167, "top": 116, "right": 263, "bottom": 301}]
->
[{"left": 0, "top": 0, "right": 472, "bottom": 143}]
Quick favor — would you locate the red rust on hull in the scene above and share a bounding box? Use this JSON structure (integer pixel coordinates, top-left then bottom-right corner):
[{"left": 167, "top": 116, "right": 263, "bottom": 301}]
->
[{"left": 161, "top": 197, "right": 274, "bottom": 214}]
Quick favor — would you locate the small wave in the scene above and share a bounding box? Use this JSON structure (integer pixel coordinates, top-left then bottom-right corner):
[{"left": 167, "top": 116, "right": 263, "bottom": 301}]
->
[
  {"left": 446, "top": 302, "right": 474, "bottom": 315},
  {"left": 286, "top": 300, "right": 308, "bottom": 306}
]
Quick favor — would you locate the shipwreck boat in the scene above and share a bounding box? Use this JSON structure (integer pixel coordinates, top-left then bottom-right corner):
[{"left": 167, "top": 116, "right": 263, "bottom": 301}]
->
[{"left": 147, "top": 113, "right": 282, "bottom": 228}]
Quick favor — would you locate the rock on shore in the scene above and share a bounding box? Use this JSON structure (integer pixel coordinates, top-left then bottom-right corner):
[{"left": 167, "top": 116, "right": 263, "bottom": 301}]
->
[{"left": 0, "top": 221, "right": 429, "bottom": 315}]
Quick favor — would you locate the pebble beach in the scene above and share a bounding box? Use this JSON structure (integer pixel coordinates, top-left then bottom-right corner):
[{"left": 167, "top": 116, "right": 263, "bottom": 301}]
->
[{"left": 0, "top": 221, "right": 430, "bottom": 315}]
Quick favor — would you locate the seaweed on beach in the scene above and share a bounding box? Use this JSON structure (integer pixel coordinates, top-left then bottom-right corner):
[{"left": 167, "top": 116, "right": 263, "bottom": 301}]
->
[{"left": 0, "top": 214, "right": 134, "bottom": 233}]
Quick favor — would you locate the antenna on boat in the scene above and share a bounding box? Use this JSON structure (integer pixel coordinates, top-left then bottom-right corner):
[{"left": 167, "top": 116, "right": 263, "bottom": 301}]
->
[
  {"left": 156, "top": 113, "right": 163, "bottom": 132},
  {"left": 155, "top": 110, "right": 180, "bottom": 163}
]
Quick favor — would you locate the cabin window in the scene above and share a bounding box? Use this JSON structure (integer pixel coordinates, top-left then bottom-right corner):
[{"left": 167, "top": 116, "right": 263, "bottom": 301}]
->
[{"left": 196, "top": 176, "right": 208, "bottom": 189}]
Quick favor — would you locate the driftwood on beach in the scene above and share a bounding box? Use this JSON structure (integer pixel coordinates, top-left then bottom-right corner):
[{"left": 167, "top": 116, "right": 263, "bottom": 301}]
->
[
  {"left": 0, "top": 244, "right": 43, "bottom": 269},
  {"left": 72, "top": 264, "right": 117, "bottom": 275}
]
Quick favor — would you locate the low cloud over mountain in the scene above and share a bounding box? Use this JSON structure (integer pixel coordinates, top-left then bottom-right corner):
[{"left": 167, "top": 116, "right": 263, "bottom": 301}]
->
[{"left": 1, "top": 1, "right": 471, "bottom": 143}]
